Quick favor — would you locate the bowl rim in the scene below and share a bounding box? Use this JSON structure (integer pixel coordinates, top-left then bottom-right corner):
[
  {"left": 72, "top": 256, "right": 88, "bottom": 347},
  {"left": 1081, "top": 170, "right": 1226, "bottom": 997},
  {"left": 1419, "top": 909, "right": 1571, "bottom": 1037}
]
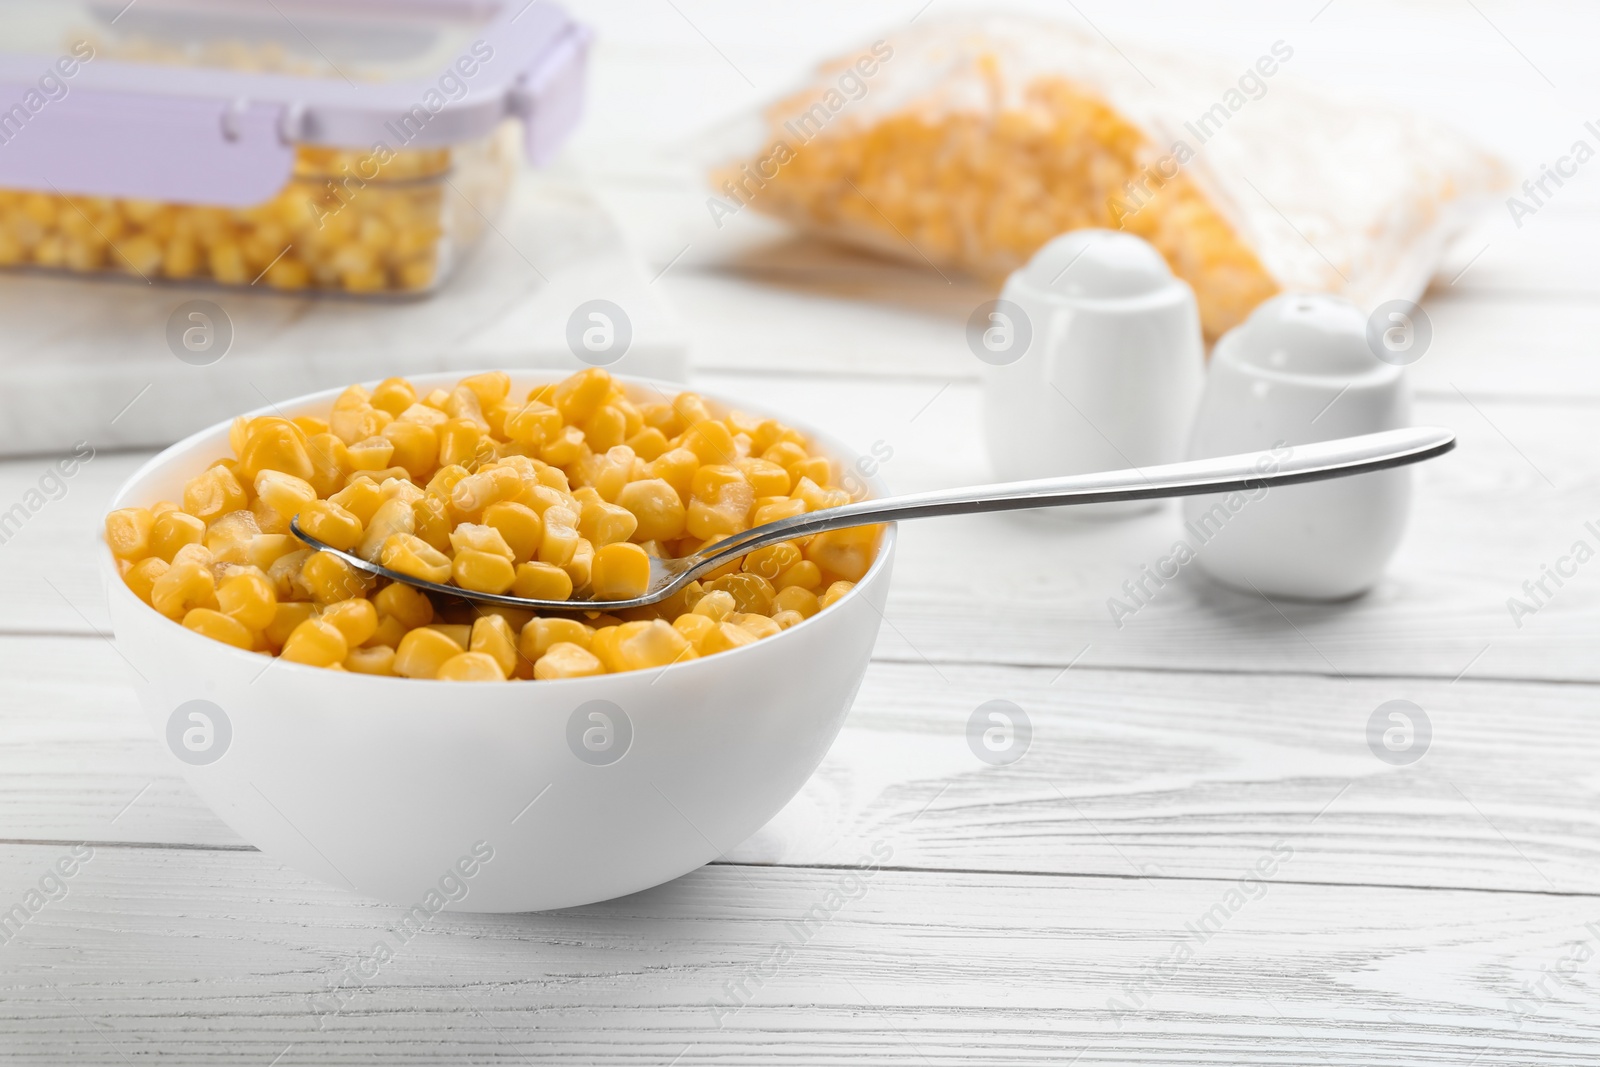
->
[{"left": 103, "top": 370, "right": 898, "bottom": 689}]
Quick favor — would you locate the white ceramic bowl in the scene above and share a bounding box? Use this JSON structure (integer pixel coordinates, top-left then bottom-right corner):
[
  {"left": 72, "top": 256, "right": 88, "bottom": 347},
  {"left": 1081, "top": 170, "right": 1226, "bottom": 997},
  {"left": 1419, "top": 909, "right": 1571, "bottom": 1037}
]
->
[{"left": 103, "top": 373, "right": 895, "bottom": 912}]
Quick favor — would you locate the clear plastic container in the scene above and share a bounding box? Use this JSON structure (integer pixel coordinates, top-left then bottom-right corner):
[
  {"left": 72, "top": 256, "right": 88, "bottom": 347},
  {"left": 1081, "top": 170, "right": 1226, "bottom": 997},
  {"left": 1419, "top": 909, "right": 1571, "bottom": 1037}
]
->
[{"left": 0, "top": 0, "right": 590, "bottom": 295}]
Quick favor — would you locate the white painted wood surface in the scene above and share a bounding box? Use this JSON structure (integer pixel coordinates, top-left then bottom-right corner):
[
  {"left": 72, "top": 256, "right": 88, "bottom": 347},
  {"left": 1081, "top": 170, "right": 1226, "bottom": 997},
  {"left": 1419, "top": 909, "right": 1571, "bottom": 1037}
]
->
[{"left": 3, "top": 1, "right": 1598, "bottom": 1063}]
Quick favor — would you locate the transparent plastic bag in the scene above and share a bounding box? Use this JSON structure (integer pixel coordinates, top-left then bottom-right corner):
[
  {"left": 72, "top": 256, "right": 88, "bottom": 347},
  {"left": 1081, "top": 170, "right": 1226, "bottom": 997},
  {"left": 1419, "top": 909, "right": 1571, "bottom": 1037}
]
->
[{"left": 705, "top": 14, "right": 1508, "bottom": 340}]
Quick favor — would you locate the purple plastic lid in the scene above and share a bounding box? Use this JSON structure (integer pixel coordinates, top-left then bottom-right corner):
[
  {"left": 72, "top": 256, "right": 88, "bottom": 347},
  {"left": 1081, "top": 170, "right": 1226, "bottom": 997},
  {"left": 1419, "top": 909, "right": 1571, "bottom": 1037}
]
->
[{"left": 0, "top": 0, "right": 589, "bottom": 205}]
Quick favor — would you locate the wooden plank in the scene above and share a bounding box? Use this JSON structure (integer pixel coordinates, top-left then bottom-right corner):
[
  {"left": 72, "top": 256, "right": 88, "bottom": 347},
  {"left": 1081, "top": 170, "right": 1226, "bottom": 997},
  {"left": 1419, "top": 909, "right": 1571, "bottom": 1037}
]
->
[
  {"left": 7, "top": 635, "right": 1598, "bottom": 894},
  {"left": 0, "top": 843, "right": 1594, "bottom": 1066},
  {"left": 7, "top": 384, "right": 1594, "bottom": 683}
]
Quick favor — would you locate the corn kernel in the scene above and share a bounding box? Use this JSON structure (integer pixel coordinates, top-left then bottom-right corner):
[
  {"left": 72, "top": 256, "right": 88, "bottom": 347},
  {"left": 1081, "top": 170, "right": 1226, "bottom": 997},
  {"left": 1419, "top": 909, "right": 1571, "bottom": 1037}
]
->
[
  {"left": 281, "top": 618, "right": 349, "bottom": 667},
  {"left": 482, "top": 501, "right": 542, "bottom": 562},
  {"left": 358, "top": 497, "right": 416, "bottom": 561},
  {"left": 592, "top": 542, "right": 651, "bottom": 600},
  {"left": 297, "top": 499, "right": 364, "bottom": 552},
  {"left": 451, "top": 465, "right": 522, "bottom": 513},
  {"left": 125, "top": 557, "right": 169, "bottom": 604},
  {"left": 328, "top": 479, "right": 382, "bottom": 525},
  {"left": 805, "top": 526, "right": 879, "bottom": 582},
  {"left": 553, "top": 367, "right": 611, "bottom": 422},
  {"left": 512, "top": 561, "right": 573, "bottom": 601},
  {"left": 183, "top": 466, "right": 248, "bottom": 523},
  {"left": 367, "top": 614, "right": 408, "bottom": 650},
  {"left": 737, "top": 457, "right": 792, "bottom": 496},
  {"left": 382, "top": 419, "right": 439, "bottom": 481},
  {"left": 149, "top": 509, "right": 206, "bottom": 562},
  {"left": 692, "top": 589, "right": 737, "bottom": 623},
  {"left": 820, "top": 580, "right": 856, "bottom": 609},
  {"left": 611, "top": 478, "right": 685, "bottom": 542},
  {"left": 381, "top": 533, "right": 452, "bottom": 584},
  {"left": 320, "top": 597, "right": 378, "bottom": 647},
  {"left": 182, "top": 607, "right": 254, "bottom": 649},
  {"left": 254, "top": 469, "right": 318, "bottom": 520},
  {"left": 518, "top": 617, "right": 593, "bottom": 661},
  {"left": 266, "top": 549, "right": 313, "bottom": 600},
  {"left": 217, "top": 570, "right": 278, "bottom": 631},
  {"left": 449, "top": 522, "right": 514, "bottom": 560},
  {"left": 538, "top": 505, "right": 580, "bottom": 566},
  {"left": 394, "top": 626, "right": 463, "bottom": 679},
  {"left": 534, "top": 641, "right": 605, "bottom": 679},
  {"left": 742, "top": 542, "right": 802, "bottom": 582},
  {"left": 151, "top": 559, "right": 216, "bottom": 619},
  {"left": 701, "top": 621, "right": 758, "bottom": 654},
  {"left": 239, "top": 419, "right": 314, "bottom": 484},
  {"left": 369, "top": 378, "right": 417, "bottom": 418},
  {"left": 245, "top": 533, "right": 298, "bottom": 572},
  {"left": 346, "top": 436, "right": 397, "bottom": 473},
  {"left": 436, "top": 651, "right": 506, "bottom": 681},
  {"left": 263, "top": 601, "right": 317, "bottom": 650},
  {"left": 610, "top": 619, "right": 692, "bottom": 669},
  {"left": 772, "top": 609, "right": 805, "bottom": 630},
  {"left": 105, "top": 507, "right": 154, "bottom": 561},
  {"left": 453, "top": 549, "right": 516, "bottom": 594},
  {"left": 776, "top": 559, "right": 823, "bottom": 591},
  {"left": 705, "top": 572, "right": 776, "bottom": 615},
  {"left": 345, "top": 645, "right": 397, "bottom": 675},
  {"left": 375, "top": 581, "right": 434, "bottom": 629},
  {"left": 773, "top": 585, "right": 820, "bottom": 618},
  {"left": 412, "top": 494, "right": 453, "bottom": 553},
  {"left": 469, "top": 614, "right": 520, "bottom": 677},
  {"left": 304, "top": 551, "right": 368, "bottom": 604},
  {"left": 425, "top": 623, "right": 472, "bottom": 649}
]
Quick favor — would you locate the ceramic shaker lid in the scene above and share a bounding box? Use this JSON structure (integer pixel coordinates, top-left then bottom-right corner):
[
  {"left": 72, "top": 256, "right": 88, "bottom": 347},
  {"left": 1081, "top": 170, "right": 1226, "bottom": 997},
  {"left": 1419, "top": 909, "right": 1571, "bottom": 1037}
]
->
[{"left": 1019, "top": 229, "right": 1178, "bottom": 300}]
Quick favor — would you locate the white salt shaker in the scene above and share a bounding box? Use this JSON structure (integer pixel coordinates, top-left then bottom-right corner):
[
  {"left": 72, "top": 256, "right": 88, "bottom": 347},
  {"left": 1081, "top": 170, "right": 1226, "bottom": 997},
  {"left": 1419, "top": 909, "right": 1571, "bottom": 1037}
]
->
[
  {"left": 980, "top": 230, "right": 1205, "bottom": 517},
  {"left": 1184, "top": 293, "right": 1413, "bottom": 600}
]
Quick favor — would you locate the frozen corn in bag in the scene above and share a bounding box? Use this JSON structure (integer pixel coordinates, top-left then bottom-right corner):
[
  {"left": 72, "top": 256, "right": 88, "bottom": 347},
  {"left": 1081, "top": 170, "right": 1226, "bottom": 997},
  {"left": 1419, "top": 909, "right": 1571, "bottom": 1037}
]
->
[{"left": 706, "top": 14, "right": 1508, "bottom": 340}]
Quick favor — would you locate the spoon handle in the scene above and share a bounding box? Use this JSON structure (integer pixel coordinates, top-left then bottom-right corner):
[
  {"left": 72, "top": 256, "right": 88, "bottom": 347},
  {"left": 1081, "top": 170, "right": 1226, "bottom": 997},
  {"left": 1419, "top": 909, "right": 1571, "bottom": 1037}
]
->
[{"left": 688, "top": 426, "right": 1456, "bottom": 571}]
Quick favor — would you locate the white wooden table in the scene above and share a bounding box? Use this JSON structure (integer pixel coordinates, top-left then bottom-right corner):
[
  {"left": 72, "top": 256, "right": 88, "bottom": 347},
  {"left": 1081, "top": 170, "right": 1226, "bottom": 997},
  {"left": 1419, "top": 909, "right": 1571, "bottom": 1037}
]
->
[{"left": 4, "top": 2, "right": 1598, "bottom": 1063}]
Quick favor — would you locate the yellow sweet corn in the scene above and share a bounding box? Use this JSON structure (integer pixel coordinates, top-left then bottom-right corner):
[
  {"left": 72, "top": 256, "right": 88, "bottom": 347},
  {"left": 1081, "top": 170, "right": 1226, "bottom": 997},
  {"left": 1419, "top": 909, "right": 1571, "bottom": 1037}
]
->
[
  {"left": 105, "top": 508, "right": 154, "bottom": 561},
  {"left": 469, "top": 615, "right": 520, "bottom": 678},
  {"left": 280, "top": 618, "right": 348, "bottom": 667},
  {"left": 217, "top": 570, "right": 278, "bottom": 631},
  {"left": 182, "top": 607, "right": 255, "bottom": 650},
  {"left": 297, "top": 499, "right": 364, "bottom": 552},
  {"left": 111, "top": 369, "right": 880, "bottom": 678},
  {"left": 435, "top": 651, "right": 507, "bottom": 681},
  {"left": 591, "top": 542, "right": 651, "bottom": 601},
  {"left": 345, "top": 645, "right": 398, "bottom": 675},
  {"left": 394, "top": 626, "right": 463, "bottom": 680},
  {"left": 381, "top": 533, "right": 451, "bottom": 584}
]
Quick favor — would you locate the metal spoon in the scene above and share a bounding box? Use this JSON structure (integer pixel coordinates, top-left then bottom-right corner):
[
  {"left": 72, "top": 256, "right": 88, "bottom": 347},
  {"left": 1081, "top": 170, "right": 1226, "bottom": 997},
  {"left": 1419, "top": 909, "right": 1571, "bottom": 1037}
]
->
[{"left": 290, "top": 425, "right": 1454, "bottom": 613}]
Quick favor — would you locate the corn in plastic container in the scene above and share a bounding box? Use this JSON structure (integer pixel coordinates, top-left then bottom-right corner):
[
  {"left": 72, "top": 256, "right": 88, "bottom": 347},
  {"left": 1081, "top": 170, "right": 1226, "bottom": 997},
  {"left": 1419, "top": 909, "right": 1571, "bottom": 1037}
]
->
[
  {"left": 0, "top": 0, "right": 590, "bottom": 296},
  {"left": 705, "top": 14, "right": 1507, "bottom": 340}
]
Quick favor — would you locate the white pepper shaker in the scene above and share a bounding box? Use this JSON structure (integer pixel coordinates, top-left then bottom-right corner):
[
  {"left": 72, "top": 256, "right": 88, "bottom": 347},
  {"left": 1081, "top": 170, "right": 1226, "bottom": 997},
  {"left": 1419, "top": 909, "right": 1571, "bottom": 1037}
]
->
[
  {"left": 1184, "top": 293, "right": 1414, "bottom": 600},
  {"left": 980, "top": 230, "right": 1205, "bottom": 517}
]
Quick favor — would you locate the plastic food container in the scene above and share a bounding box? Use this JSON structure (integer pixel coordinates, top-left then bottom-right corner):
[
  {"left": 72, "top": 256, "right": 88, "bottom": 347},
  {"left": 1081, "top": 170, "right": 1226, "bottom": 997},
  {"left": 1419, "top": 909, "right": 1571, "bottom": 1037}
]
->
[{"left": 0, "top": 0, "right": 590, "bottom": 295}]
